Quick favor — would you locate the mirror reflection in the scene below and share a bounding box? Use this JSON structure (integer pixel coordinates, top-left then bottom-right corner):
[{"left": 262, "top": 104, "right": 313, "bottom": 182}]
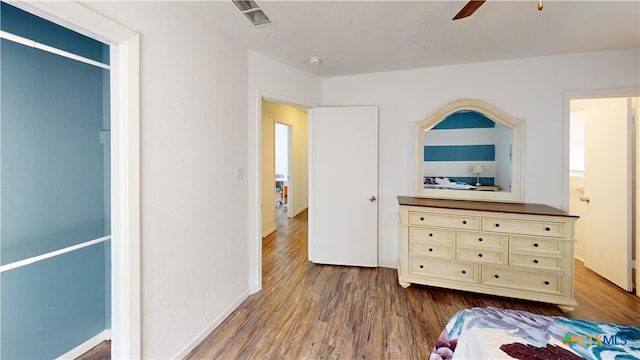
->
[
  {"left": 422, "top": 110, "right": 511, "bottom": 192},
  {"left": 415, "top": 99, "right": 524, "bottom": 202}
]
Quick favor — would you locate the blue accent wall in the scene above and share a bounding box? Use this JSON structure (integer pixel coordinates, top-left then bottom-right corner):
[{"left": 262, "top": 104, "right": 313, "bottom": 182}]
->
[
  {"left": 1, "top": 2, "right": 109, "bottom": 65},
  {"left": 1, "top": 4, "right": 110, "bottom": 358},
  {"left": 423, "top": 110, "right": 497, "bottom": 186},
  {"left": 424, "top": 145, "right": 495, "bottom": 162},
  {"left": 1, "top": 244, "right": 107, "bottom": 359},
  {"left": 1, "top": 40, "right": 108, "bottom": 263},
  {"left": 432, "top": 110, "right": 495, "bottom": 129}
]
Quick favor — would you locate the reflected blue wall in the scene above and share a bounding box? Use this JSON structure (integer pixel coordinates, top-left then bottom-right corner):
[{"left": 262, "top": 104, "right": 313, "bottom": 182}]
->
[{"left": 1, "top": 2, "right": 110, "bottom": 358}]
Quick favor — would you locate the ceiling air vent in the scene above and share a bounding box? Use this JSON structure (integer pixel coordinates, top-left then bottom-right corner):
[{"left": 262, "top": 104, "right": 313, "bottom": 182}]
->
[{"left": 232, "top": 0, "right": 271, "bottom": 26}]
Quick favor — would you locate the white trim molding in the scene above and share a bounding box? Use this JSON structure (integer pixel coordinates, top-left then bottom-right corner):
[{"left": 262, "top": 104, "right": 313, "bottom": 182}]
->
[
  {"left": 56, "top": 330, "right": 111, "bottom": 360},
  {"left": 0, "top": 236, "right": 111, "bottom": 273}
]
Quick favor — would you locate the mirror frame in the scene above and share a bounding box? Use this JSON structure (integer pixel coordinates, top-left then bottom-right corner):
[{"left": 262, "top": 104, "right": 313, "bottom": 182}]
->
[{"left": 415, "top": 99, "right": 525, "bottom": 203}]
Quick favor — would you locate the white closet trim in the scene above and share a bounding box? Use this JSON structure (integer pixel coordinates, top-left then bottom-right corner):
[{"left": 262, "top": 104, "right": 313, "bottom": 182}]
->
[
  {"left": 0, "top": 30, "right": 110, "bottom": 70},
  {"left": 0, "top": 235, "right": 111, "bottom": 273}
]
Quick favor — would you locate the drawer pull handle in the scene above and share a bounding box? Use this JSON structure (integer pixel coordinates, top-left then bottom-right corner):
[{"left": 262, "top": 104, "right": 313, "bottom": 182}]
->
[
  {"left": 494, "top": 274, "right": 500, "bottom": 279},
  {"left": 420, "top": 217, "right": 424, "bottom": 221},
  {"left": 478, "top": 238, "right": 483, "bottom": 242},
  {"left": 544, "top": 281, "right": 550, "bottom": 285},
  {"left": 462, "top": 220, "right": 467, "bottom": 224},
  {"left": 478, "top": 253, "right": 483, "bottom": 258},
  {"left": 533, "top": 259, "right": 539, "bottom": 264},
  {"left": 461, "top": 270, "right": 466, "bottom": 274},
  {"left": 429, "top": 233, "right": 433, "bottom": 237},
  {"left": 419, "top": 265, "right": 424, "bottom": 269},
  {"left": 495, "top": 223, "right": 500, "bottom": 228},
  {"left": 533, "top": 243, "right": 539, "bottom": 247},
  {"left": 429, "top": 248, "right": 433, "bottom": 252},
  {"left": 545, "top": 227, "right": 551, "bottom": 231}
]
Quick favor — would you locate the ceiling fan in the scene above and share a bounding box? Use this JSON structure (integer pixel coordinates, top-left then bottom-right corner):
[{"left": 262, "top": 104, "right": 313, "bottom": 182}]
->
[{"left": 452, "top": 0, "right": 544, "bottom": 20}]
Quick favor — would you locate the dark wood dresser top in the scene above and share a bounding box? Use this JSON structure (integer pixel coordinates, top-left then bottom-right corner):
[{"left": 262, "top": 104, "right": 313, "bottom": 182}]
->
[{"left": 398, "top": 196, "right": 578, "bottom": 218}]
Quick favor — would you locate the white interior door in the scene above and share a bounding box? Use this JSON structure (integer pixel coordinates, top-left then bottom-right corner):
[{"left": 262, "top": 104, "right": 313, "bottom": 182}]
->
[
  {"left": 308, "top": 106, "right": 378, "bottom": 267},
  {"left": 582, "top": 98, "right": 633, "bottom": 291}
]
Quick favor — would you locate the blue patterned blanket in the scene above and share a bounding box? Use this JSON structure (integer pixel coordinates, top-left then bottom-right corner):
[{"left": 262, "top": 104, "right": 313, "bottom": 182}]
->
[{"left": 430, "top": 307, "right": 640, "bottom": 360}]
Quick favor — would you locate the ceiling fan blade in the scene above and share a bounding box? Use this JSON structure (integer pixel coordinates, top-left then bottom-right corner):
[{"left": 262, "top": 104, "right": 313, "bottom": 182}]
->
[{"left": 453, "top": 0, "right": 486, "bottom": 20}]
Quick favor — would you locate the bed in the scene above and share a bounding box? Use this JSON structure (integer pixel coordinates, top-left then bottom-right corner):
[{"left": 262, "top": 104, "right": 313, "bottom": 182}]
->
[
  {"left": 424, "top": 177, "right": 476, "bottom": 190},
  {"left": 430, "top": 307, "right": 640, "bottom": 360}
]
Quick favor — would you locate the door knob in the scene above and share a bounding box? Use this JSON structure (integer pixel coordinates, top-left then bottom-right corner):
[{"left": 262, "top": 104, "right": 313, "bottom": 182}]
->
[
  {"left": 580, "top": 196, "right": 590, "bottom": 203},
  {"left": 369, "top": 196, "right": 377, "bottom": 202}
]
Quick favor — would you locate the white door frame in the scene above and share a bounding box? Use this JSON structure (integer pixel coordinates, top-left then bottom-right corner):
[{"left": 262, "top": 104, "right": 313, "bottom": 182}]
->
[
  {"left": 563, "top": 87, "right": 640, "bottom": 297},
  {"left": 251, "top": 90, "right": 317, "bottom": 293},
  {"left": 7, "top": 2, "right": 142, "bottom": 357}
]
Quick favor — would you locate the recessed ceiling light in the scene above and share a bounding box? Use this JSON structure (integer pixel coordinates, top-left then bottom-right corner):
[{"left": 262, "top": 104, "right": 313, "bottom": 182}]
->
[{"left": 308, "top": 56, "right": 322, "bottom": 65}]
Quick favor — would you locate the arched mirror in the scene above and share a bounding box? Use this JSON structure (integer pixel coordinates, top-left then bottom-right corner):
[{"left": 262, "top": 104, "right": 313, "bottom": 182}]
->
[{"left": 415, "top": 99, "right": 525, "bottom": 202}]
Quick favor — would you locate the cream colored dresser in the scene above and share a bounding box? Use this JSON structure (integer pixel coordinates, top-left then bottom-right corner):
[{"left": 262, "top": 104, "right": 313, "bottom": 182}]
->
[{"left": 398, "top": 196, "right": 579, "bottom": 311}]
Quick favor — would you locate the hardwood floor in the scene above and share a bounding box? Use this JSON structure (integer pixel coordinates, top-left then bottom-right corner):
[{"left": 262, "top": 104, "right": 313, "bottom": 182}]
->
[
  {"left": 186, "top": 208, "right": 640, "bottom": 359},
  {"left": 75, "top": 340, "right": 110, "bottom": 360}
]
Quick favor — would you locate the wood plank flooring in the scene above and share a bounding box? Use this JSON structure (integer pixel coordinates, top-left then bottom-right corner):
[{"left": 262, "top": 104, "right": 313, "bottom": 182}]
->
[
  {"left": 76, "top": 340, "right": 110, "bottom": 360},
  {"left": 185, "top": 208, "right": 640, "bottom": 359}
]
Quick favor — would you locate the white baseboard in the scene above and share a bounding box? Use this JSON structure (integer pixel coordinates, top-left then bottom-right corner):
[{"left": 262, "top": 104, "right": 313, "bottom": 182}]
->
[
  {"left": 262, "top": 225, "right": 276, "bottom": 238},
  {"left": 57, "top": 329, "right": 111, "bottom": 359},
  {"left": 172, "top": 289, "right": 250, "bottom": 359},
  {"left": 379, "top": 261, "right": 397, "bottom": 269},
  {"left": 290, "top": 205, "right": 307, "bottom": 218}
]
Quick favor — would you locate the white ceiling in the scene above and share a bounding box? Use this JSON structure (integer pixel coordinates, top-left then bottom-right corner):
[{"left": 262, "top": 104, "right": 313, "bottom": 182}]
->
[{"left": 187, "top": 1, "right": 640, "bottom": 77}]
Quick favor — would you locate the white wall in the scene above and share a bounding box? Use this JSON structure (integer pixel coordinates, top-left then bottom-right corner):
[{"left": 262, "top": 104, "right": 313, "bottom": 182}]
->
[
  {"left": 248, "top": 52, "right": 322, "bottom": 293},
  {"left": 322, "top": 49, "right": 640, "bottom": 268},
  {"left": 80, "top": 2, "right": 250, "bottom": 358}
]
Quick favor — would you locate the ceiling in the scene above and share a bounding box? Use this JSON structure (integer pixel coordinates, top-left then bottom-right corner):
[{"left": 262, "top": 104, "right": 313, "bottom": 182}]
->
[{"left": 187, "top": 1, "right": 640, "bottom": 78}]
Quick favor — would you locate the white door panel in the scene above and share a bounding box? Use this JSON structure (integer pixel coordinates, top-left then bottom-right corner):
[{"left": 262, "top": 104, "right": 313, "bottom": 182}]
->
[
  {"left": 582, "top": 98, "right": 633, "bottom": 291},
  {"left": 309, "top": 106, "right": 378, "bottom": 267}
]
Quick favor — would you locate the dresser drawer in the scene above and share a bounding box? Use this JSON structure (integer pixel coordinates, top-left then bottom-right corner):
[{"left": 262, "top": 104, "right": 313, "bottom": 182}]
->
[
  {"left": 510, "top": 253, "right": 564, "bottom": 272},
  {"left": 409, "top": 211, "right": 480, "bottom": 230},
  {"left": 482, "top": 266, "right": 564, "bottom": 296},
  {"left": 457, "top": 231, "right": 507, "bottom": 250},
  {"left": 409, "top": 243, "right": 454, "bottom": 259},
  {"left": 482, "top": 217, "right": 566, "bottom": 238},
  {"left": 409, "top": 257, "right": 478, "bottom": 284},
  {"left": 457, "top": 248, "right": 507, "bottom": 265},
  {"left": 409, "top": 227, "right": 455, "bottom": 245},
  {"left": 510, "top": 237, "right": 564, "bottom": 255}
]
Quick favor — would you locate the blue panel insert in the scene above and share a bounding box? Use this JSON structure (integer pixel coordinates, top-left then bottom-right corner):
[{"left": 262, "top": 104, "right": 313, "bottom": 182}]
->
[
  {"left": 424, "top": 145, "right": 495, "bottom": 161},
  {"left": 1, "top": 39, "right": 110, "bottom": 264},
  {"left": 1, "top": 243, "right": 107, "bottom": 359},
  {"left": 1, "top": 2, "right": 109, "bottom": 65},
  {"left": 433, "top": 111, "right": 495, "bottom": 130}
]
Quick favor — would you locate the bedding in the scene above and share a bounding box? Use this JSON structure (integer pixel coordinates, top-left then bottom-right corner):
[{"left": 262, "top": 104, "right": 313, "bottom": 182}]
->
[
  {"left": 424, "top": 177, "right": 475, "bottom": 190},
  {"left": 430, "top": 307, "right": 640, "bottom": 360}
]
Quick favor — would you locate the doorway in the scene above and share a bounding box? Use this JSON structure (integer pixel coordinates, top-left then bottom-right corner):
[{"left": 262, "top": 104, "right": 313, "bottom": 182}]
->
[
  {"left": 1, "top": 4, "right": 111, "bottom": 358},
  {"left": 275, "top": 122, "right": 292, "bottom": 218},
  {"left": 3, "top": 2, "right": 141, "bottom": 358},
  {"left": 260, "top": 100, "right": 309, "bottom": 238},
  {"left": 568, "top": 94, "right": 639, "bottom": 295}
]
